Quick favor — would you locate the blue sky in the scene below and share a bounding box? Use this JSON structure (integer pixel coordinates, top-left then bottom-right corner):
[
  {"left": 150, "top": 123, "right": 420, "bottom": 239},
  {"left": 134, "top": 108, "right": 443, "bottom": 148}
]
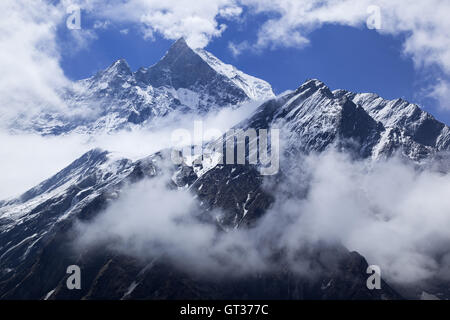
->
[{"left": 58, "top": 8, "right": 449, "bottom": 125}]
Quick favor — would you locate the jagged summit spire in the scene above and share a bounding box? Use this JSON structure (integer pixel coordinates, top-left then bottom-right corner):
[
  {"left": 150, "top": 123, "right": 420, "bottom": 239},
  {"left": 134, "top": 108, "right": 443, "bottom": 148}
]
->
[
  {"left": 144, "top": 37, "right": 223, "bottom": 90},
  {"left": 302, "top": 78, "right": 327, "bottom": 89},
  {"left": 93, "top": 58, "right": 131, "bottom": 81},
  {"left": 105, "top": 58, "right": 131, "bottom": 75},
  {"left": 141, "top": 37, "right": 274, "bottom": 101},
  {"left": 295, "top": 78, "right": 333, "bottom": 98},
  {"left": 173, "top": 37, "right": 188, "bottom": 46},
  {"left": 165, "top": 37, "right": 194, "bottom": 55}
]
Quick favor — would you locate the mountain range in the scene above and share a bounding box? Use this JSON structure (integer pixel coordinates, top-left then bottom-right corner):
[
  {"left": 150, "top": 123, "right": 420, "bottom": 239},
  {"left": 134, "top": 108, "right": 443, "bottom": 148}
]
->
[{"left": 1, "top": 38, "right": 449, "bottom": 300}]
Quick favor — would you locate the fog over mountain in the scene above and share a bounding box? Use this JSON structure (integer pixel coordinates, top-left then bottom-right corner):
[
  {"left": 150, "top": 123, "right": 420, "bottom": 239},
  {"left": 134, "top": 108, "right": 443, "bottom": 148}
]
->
[{"left": 1, "top": 39, "right": 450, "bottom": 300}]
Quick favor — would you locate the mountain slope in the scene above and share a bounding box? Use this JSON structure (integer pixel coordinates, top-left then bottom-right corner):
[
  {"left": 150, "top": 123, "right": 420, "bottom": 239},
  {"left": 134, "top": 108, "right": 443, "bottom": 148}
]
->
[
  {"left": 190, "top": 79, "right": 450, "bottom": 236},
  {"left": 0, "top": 148, "right": 400, "bottom": 300},
  {"left": 195, "top": 47, "right": 274, "bottom": 101},
  {"left": 338, "top": 90, "right": 450, "bottom": 159},
  {"left": 239, "top": 79, "right": 450, "bottom": 161},
  {"left": 2, "top": 69, "right": 450, "bottom": 299}
]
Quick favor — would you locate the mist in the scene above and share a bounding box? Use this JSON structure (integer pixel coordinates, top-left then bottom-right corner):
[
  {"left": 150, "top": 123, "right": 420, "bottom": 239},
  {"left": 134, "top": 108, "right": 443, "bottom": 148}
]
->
[
  {"left": 263, "top": 150, "right": 450, "bottom": 285},
  {"left": 73, "top": 147, "right": 450, "bottom": 288},
  {"left": 0, "top": 100, "right": 261, "bottom": 200},
  {"left": 74, "top": 175, "right": 268, "bottom": 277}
]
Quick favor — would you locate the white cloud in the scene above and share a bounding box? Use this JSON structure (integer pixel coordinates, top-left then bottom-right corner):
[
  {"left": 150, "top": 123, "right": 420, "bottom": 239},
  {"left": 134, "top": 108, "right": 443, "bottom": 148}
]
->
[
  {"left": 238, "top": 0, "right": 450, "bottom": 71},
  {"left": 266, "top": 150, "right": 450, "bottom": 284},
  {"left": 0, "top": 132, "right": 90, "bottom": 200},
  {"left": 63, "top": 28, "right": 98, "bottom": 54},
  {"left": 0, "top": 0, "right": 69, "bottom": 125},
  {"left": 0, "top": 0, "right": 100, "bottom": 127},
  {"left": 89, "top": 0, "right": 242, "bottom": 48},
  {"left": 93, "top": 20, "right": 110, "bottom": 29},
  {"left": 219, "top": 5, "right": 243, "bottom": 19},
  {"left": 73, "top": 148, "right": 450, "bottom": 287},
  {"left": 0, "top": 101, "right": 259, "bottom": 200},
  {"left": 74, "top": 175, "right": 267, "bottom": 275},
  {"left": 228, "top": 40, "right": 250, "bottom": 57},
  {"left": 73, "top": 1, "right": 450, "bottom": 108},
  {"left": 429, "top": 79, "right": 450, "bottom": 111}
]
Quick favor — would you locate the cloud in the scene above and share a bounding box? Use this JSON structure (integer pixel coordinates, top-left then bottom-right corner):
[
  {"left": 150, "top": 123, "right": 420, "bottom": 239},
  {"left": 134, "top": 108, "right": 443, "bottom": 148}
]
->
[
  {"left": 429, "top": 79, "right": 450, "bottom": 111},
  {"left": 0, "top": 132, "right": 90, "bottom": 200},
  {"left": 238, "top": 1, "right": 450, "bottom": 70},
  {"left": 0, "top": 127, "right": 180, "bottom": 200},
  {"left": 0, "top": 0, "right": 69, "bottom": 125},
  {"left": 0, "top": 100, "right": 260, "bottom": 200},
  {"left": 0, "top": 0, "right": 100, "bottom": 127},
  {"left": 228, "top": 40, "right": 250, "bottom": 57},
  {"left": 265, "top": 150, "right": 450, "bottom": 285},
  {"left": 72, "top": 147, "right": 450, "bottom": 288},
  {"left": 74, "top": 175, "right": 268, "bottom": 275},
  {"left": 71, "top": 1, "right": 450, "bottom": 108},
  {"left": 93, "top": 20, "right": 110, "bottom": 29},
  {"left": 88, "top": 0, "right": 242, "bottom": 48}
]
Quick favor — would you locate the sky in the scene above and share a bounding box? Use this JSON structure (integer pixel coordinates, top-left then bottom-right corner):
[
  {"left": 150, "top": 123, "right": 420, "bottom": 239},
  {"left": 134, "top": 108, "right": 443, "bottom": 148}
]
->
[{"left": 62, "top": 15, "right": 418, "bottom": 100}]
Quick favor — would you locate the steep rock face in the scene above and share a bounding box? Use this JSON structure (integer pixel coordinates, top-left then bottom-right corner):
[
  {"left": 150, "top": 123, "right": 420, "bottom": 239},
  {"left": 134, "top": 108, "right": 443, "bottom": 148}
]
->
[
  {"left": 47, "top": 247, "right": 400, "bottom": 300},
  {"left": 0, "top": 149, "right": 170, "bottom": 299},
  {"left": 269, "top": 80, "right": 384, "bottom": 158},
  {"left": 0, "top": 150, "right": 401, "bottom": 300},
  {"left": 140, "top": 38, "right": 248, "bottom": 110},
  {"left": 0, "top": 150, "right": 133, "bottom": 287}
]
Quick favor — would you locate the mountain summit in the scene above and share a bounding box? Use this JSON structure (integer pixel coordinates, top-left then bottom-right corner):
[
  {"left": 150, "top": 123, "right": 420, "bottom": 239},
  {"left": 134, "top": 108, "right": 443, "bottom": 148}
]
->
[
  {"left": 139, "top": 38, "right": 273, "bottom": 101},
  {"left": 141, "top": 38, "right": 228, "bottom": 89},
  {"left": 17, "top": 38, "right": 274, "bottom": 135}
]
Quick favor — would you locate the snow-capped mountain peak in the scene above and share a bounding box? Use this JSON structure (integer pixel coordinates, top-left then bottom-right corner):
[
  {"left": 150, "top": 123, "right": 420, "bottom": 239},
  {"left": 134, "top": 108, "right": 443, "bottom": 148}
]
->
[
  {"left": 107, "top": 58, "right": 132, "bottom": 75},
  {"left": 15, "top": 38, "right": 275, "bottom": 135}
]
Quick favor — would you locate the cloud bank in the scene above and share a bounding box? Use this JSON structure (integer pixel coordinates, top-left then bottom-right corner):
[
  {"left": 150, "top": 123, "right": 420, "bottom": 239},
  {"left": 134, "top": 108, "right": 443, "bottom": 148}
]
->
[
  {"left": 0, "top": 100, "right": 260, "bottom": 200},
  {"left": 74, "top": 149, "right": 450, "bottom": 288},
  {"left": 80, "top": 0, "right": 242, "bottom": 48},
  {"left": 272, "top": 151, "right": 450, "bottom": 284},
  {"left": 0, "top": 0, "right": 68, "bottom": 124}
]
